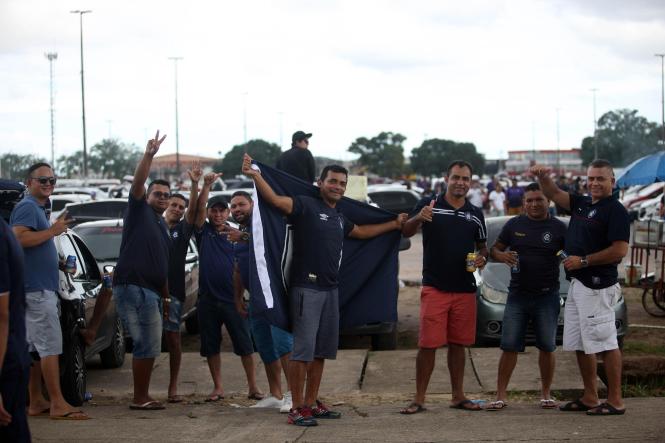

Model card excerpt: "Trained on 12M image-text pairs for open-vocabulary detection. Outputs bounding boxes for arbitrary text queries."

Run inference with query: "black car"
[367,186,421,215]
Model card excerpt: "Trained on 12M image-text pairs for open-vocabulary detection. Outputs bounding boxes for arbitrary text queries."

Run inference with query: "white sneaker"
[250,395,283,409]
[279,391,293,413]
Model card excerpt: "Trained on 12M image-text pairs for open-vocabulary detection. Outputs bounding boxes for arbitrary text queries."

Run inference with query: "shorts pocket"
[587,313,615,341]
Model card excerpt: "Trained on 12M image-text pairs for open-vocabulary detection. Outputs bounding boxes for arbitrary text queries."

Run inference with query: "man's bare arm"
[185,162,202,225]
[12,215,70,248]
[195,173,220,229]
[563,241,628,271]
[350,214,407,239]
[233,264,247,318]
[529,165,570,211]
[242,154,293,215]
[131,130,167,200]
[402,200,435,238]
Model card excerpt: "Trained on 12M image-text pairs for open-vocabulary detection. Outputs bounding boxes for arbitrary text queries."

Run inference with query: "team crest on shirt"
[465,212,472,221]
[319,213,329,222]
[172,231,179,239]
[542,231,552,243]
[588,209,597,218]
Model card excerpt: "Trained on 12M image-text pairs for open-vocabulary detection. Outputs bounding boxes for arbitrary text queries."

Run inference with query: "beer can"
[556,250,569,262]
[65,255,77,274]
[102,274,112,289]
[511,255,520,273]
[466,252,477,272]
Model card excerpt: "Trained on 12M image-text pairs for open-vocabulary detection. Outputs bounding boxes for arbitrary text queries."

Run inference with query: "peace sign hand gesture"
[188,160,203,183]
[146,130,167,157]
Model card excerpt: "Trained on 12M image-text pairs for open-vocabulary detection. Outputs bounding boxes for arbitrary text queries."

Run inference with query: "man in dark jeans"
[113,131,171,411]
[0,218,31,442]
[276,130,316,183]
[487,183,566,410]
[162,162,201,403]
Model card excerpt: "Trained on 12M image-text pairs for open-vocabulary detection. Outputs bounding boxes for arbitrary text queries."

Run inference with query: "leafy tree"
[347,132,405,178]
[89,138,142,178]
[219,139,282,177]
[410,138,485,177]
[581,109,661,166]
[0,153,48,180]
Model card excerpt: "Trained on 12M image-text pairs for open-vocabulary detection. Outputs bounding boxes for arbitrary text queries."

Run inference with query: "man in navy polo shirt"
[0,218,31,441]
[243,153,407,427]
[113,131,171,411]
[401,160,488,414]
[487,183,566,411]
[531,159,629,416]
[11,162,88,420]
[194,173,263,403]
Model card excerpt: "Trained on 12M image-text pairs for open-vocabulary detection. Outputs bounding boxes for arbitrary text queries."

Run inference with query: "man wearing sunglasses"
[10,162,88,420]
[113,131,172,411]
[276,131,316,184]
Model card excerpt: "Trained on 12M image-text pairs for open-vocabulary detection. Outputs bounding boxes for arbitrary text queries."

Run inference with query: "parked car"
[475,216,628,347]
[50,194,92,222]
[64,199,128,226]
[73,219,201,334]
[367,185,422,215]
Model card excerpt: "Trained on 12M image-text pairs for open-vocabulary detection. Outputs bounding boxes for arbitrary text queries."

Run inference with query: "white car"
[50,194,92,222]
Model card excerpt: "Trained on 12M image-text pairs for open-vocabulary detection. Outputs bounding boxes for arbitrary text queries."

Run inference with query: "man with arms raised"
[243,153,406,426]
[113,131,171,410]
[531,159,628,415]
[400,160,488,414]
[487,183,566,411]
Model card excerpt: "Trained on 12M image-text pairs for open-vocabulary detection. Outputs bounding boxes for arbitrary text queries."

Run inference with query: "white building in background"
[505,148,583,176]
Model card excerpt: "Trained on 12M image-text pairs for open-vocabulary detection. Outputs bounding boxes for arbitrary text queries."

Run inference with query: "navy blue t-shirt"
[114,194,171,294]
[234,224,251,291]
[0,218,31,374]
[287,195,355,290]
[196,222,235,303]
[565,193,630,289]
[412,195,487,293]
[497,215,566,293]
[168,220,194,302]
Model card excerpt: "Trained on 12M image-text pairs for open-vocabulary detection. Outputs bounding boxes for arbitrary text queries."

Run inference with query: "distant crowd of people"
[1,129,629,442]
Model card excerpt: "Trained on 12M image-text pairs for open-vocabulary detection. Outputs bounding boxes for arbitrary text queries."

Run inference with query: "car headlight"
[481,284,508,304]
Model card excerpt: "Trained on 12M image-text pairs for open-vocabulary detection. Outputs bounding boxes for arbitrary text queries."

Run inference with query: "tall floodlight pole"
[71,10,92,177]
[168,56,183,176]
[590,88,598,160]
[656,54,665,147]
[45,52,58,167]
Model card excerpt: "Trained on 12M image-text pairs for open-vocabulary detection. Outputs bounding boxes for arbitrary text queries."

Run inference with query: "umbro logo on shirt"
[319,213,329,221]
[588,209,597,218]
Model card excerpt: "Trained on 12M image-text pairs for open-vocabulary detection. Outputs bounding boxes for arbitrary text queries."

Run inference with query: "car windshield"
[74,225,123,262]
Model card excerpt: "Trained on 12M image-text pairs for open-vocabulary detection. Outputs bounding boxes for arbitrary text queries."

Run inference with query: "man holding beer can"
[400,160,488,414]
[486,183,566,411]
[531,160,629,416]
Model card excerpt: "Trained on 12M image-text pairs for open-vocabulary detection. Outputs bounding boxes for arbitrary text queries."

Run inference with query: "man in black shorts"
[487,183,566,411]
[243,153,407,427]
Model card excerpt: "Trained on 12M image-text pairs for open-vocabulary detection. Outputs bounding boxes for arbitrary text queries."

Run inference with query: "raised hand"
[242,154,259,178]
[222,224,244,242]
[51,211,73,236]
[419,200,435,222]
[203,172,222,188]
[529,164,551,179]
[188,160,203,183]
[396,213,408,228]
[145,130,167,157]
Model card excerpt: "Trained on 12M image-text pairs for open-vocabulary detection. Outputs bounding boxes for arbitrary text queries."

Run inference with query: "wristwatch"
[241,232,250,242]
[580,256,589,267]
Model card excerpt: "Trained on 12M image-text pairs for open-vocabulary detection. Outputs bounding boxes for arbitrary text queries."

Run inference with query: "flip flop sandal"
[485,400,508,411]
[586,402,626,416]
[247,392,265,400]
[559,398,597,412]
[400,402,427,415]
[167,396,184,403]
[540,399,558,409]
[205,394,225,402]
[129,401,165,410]
[50,410,90,420]
[450,399,482,411]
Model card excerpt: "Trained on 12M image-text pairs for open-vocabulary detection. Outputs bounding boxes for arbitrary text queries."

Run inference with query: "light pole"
[590,88,598,159]
[656,54,665,147]
[45,52,57,167]
[71,10,92,178]
[556,108,561,175]
[168,56,183,176]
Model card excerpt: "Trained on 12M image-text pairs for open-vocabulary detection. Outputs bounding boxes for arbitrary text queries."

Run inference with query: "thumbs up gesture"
[419,199,436,223]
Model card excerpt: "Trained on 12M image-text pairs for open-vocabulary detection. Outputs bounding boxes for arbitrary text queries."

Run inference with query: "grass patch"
[622,341,665,356]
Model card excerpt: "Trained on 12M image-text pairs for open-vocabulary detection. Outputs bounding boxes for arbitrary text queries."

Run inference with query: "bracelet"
[163,297,172,302]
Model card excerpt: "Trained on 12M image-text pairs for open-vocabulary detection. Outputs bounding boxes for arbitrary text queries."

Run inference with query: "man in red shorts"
[400,160,488,414]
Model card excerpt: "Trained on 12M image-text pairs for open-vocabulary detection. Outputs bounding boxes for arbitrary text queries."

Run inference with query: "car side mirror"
[399,236,411,251]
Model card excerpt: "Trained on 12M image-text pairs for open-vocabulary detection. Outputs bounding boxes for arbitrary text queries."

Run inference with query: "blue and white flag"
[248,161,401,332]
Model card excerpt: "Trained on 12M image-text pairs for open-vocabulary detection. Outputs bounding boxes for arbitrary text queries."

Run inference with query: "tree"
[89,138,142,178]
[219,139,282,177]
[410,138,485,177]
[0,153,48,180]
[347,132,405,178]
[581,109,661,166]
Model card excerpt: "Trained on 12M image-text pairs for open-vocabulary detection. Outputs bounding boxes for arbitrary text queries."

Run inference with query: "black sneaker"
[287,407,318,426]
[311,400,342,419]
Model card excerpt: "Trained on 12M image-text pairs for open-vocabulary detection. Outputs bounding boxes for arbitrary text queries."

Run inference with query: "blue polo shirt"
[287,195,355,290]
[196,222,235,303]
[497,214,566,293]
[412,195,487,293]
[9,195,59,292]
[114,194,171,294]
[0,218,31,373]
[565,193,630,289]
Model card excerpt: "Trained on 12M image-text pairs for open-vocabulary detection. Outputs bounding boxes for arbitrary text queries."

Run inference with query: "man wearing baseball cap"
[276,131,316,184]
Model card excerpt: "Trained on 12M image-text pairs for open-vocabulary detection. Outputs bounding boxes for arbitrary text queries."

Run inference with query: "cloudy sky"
[1,0,664,166]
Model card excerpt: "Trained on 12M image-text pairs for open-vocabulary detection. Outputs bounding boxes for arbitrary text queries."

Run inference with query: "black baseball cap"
[207,195,228,209]
[292,130,312,142]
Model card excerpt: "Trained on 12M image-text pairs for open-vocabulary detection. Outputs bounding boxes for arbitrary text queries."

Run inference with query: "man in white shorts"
[531,159,629,416]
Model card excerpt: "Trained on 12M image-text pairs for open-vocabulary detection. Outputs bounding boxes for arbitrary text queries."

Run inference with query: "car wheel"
[60,335,86,407]
[371,328,397,351]
[185,313,199,335]
[100,315,126,368]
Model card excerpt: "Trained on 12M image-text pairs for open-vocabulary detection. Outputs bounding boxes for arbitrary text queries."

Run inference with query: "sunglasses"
[151,191,171,199]
[31,176,57,186]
